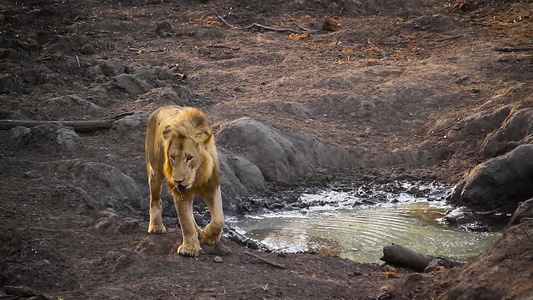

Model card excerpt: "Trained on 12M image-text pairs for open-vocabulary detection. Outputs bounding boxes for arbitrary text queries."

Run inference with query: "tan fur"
[145,106,224,257]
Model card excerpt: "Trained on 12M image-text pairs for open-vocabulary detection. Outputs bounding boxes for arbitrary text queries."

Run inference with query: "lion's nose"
[174,180,184,186]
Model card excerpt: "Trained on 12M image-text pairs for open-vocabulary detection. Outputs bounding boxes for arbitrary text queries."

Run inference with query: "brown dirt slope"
[0,0,532,299]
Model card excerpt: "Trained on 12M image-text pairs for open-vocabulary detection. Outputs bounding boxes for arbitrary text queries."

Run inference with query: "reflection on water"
[230,200,501,263]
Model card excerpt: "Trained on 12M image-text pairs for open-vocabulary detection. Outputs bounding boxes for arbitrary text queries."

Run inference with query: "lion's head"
[162,108,218,194]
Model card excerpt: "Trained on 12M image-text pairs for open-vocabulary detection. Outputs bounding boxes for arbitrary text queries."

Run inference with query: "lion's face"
[166,137,204,193]
[161,109,215,194]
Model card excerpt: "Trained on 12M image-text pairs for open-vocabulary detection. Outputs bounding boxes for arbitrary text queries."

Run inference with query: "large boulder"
[446,105,511,143]
[37,94,103,119]
[216,117,361,184]
[481,107,533,157]
[54,159,142,214]
[18,123,82,152]
[218,152,257,213]
[220,150,266,194]
[448,144,533,213]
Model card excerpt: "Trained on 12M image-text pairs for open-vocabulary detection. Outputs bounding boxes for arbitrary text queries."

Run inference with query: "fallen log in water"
[380,244,465,272]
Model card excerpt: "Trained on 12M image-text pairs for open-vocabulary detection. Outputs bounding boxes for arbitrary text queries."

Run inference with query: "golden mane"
[162,108,219,195]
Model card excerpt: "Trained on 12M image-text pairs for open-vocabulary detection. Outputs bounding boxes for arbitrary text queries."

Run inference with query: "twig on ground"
[494,47,533,52]
[110,111,135,120]
[431,35,464,42]
[244,251,287,269]
[199,12,307,34]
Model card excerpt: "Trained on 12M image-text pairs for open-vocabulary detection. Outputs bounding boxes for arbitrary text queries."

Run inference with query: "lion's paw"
[177,244,201,257]
[148,224,167,234]
[195,226,204,236]
[202,227,222,245]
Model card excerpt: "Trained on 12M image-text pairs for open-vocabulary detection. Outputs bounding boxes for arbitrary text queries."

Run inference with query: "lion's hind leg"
[148,168,166,234]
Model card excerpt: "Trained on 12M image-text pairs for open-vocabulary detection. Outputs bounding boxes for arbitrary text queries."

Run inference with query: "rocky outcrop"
[216,117,361,185]
[481,107,533,157]
[448,144,533,213]
[53,159,143,213]
[18,123,82,152]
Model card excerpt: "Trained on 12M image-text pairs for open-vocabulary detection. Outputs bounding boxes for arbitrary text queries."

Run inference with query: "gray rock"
[24,170,42,179]
[449,144,533,212]
[10,126,30,140]
[0,74,24,94]
[112,115,142,130]
[113,73,153,96]
[50,185,99,214]
[19,123,82,152]
[218,152,251,213]
[108,115,145,144]
[222,151,266,193]
[118,217,140,234]
[100,59,126,76]
[217,117,360,184]
[446,106,511,142]
[4,285,36,297]
[38,95,103,119]
[481,107,533,157]
[135,86,196,107]
[508,198,533,227]
[54,160,142,213]
[95,208,120,234]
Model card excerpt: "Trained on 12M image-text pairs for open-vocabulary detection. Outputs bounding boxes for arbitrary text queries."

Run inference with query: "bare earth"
[0,0,532,299]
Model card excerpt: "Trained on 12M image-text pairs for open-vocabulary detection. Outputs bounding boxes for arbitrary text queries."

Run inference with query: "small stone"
[118,217,140,234]
[4,285,36,296]
[24,170,42,179]
[95,208,120,234]
[322,16,342,32]
[81,44,96,55]
[204,241,232,256]
[214,256,223,263]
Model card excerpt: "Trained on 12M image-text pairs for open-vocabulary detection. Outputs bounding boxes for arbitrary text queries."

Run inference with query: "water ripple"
[231,199,501,263]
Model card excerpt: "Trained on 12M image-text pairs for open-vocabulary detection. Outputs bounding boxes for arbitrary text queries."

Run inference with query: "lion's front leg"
[174,192,201,257]
[201,185,225,245]
[148,170,166,234]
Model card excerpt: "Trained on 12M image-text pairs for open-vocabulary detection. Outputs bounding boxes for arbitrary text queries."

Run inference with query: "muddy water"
[230,188,501,263]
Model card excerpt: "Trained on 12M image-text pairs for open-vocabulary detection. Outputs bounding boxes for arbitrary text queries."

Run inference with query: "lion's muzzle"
[174,180,192,193]
[177,184,190,193]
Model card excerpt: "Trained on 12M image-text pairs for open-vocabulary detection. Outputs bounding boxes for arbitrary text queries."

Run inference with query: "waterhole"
[229,183,501,263]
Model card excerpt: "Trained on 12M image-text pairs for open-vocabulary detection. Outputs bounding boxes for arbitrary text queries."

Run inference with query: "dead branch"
[431,34,464,43]
[244,251,287,269]
[0,113,134,133]
[199,12,306,34]
[494,47,533,53]
[110,111,135,120]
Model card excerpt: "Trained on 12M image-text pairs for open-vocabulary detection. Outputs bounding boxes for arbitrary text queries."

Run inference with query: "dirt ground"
[1,0,532,299]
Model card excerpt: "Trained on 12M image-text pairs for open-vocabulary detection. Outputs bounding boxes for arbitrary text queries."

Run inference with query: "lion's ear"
[194,128,213,144]
[163,125,173,140]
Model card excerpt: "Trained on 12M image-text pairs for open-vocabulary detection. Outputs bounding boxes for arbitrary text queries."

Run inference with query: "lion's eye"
[170,155,176,162]
[186,156,193,162]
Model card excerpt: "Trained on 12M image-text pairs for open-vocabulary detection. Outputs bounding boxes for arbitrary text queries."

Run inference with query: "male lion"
[145,106,224,257]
